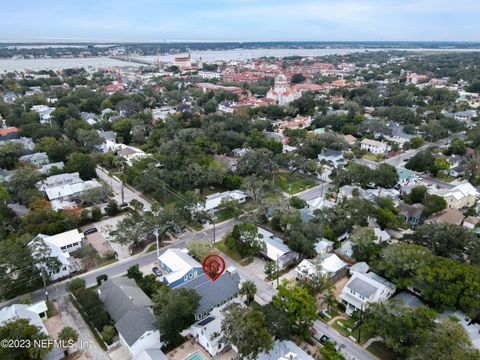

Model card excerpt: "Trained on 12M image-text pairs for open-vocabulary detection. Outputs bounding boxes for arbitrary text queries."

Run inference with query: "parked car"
[152,267,162,277]
[84,228,98,235]
[319,335,329,343]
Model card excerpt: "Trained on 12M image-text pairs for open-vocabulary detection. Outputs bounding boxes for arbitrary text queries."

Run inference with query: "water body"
[1,47,480,72]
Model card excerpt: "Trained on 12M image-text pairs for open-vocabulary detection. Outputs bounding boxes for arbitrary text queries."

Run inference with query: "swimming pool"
[184,351,208,360]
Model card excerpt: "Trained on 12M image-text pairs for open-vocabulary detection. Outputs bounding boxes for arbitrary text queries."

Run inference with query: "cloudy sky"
[1,0,479,42]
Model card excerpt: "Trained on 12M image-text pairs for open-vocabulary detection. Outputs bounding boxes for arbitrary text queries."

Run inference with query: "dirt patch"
[43,315,65,340]
[85,232,113,257]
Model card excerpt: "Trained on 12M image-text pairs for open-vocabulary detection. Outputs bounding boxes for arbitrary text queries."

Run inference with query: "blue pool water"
[185,351,208,360]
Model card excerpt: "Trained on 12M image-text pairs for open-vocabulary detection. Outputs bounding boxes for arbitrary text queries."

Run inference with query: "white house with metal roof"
[439,181,478,209]
[158,248,203,288]
[29,234,82,280]
[202,190,247,213]
[257,340,315,360]
[340,269,396,315]
[295,253,348,280]
[185,299,242,356]
[257,227,299,269]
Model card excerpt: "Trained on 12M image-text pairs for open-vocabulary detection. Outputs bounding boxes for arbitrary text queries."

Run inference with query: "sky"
[1,0,480,42]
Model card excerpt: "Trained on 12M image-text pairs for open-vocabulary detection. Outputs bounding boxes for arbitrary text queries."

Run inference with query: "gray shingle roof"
[347,277,377,298]
[114,306,157,346]
[98,277,152,322]
[179,270,240,317]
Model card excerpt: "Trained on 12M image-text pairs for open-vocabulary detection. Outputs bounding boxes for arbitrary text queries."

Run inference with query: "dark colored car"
[320,335,329,343]
[83,228,98,235]
[152,267,162,277]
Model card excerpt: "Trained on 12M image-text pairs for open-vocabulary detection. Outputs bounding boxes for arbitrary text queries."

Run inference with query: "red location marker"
[202,254,225,281]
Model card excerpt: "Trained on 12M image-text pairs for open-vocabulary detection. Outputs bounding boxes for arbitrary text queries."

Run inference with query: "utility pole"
[276,253,279,287]
[121,164,125,205]
[213,221,216,245]
[40,269,49,302]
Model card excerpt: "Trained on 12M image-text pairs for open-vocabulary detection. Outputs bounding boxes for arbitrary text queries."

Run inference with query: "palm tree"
[240,280,257,306]
[322,291,337,314]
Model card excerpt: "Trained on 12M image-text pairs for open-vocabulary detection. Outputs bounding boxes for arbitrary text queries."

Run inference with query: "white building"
[257,227,299,269]
[39,229,85,254]
[266,74,301,106]
[257,340,315,360]
[31,105,55,124]
[439,181,478,209]
[360,138,390,155]
[295,253,348,280]
[340,269,396,315]
[202,190,247,213]
[317,149,345,168]
[19,152,49,167]
[116,144,149,166]
[29,234,81,280]
[185,300,241,357]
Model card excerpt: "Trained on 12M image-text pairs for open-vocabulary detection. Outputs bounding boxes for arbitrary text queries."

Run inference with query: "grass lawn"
[215,208,239,223]
[214,240,243,263]
[362,154,382,162]
[436,173,456,183]
[367,341,396,360]
[274,173,316,195]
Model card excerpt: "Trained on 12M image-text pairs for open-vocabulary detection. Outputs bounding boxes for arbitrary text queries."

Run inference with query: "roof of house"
[179,269,240,316]
[258,227,296,261]
[320,149,343,158]
[343,270,395,300]
[441,181,478,200]
[257,340,315,360]
[98,277,152,323]
[203,190,247,212]
[428,208,465,225]
[159,248,201,284]
[114,306,157,347]
[315,239,334,254]
[40,229,84,249]
[136,349,168,360]
[0,302,48,334]
[361,138,386,147]
[398,202,424,218]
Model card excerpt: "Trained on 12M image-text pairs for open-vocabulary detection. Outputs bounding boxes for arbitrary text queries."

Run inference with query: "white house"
[307,196,335,212]
[40,161,65,174]
[340,269,396,315]
[0,301,65,360]
[257,340,315,360]
[116,144,149,165]
[439,181,478,209]
[317,149,345,168]
[185,300,241,356]
[19,152,49,167]
[257,227,299,269]
[314,238,334,256]
[31,105,55,124]
[39,229,85,254]
[202,190,247,213]
[360,138,390,155]
[295,253,348,280]
[29,234,81,280]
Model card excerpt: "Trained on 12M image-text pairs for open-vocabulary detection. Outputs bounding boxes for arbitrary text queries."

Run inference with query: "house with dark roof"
[98,277,161,358]
[398,202,424,228]
[179,267,240,320]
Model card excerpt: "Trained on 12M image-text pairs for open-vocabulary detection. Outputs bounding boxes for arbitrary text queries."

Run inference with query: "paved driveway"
[56,295,110,360]
[94,215,131,260]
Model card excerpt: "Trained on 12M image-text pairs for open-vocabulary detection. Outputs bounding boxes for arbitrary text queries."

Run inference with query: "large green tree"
[153,287,200,347]
[272,281,317,339]
[221,303,273,360]
[0,318,52,360]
